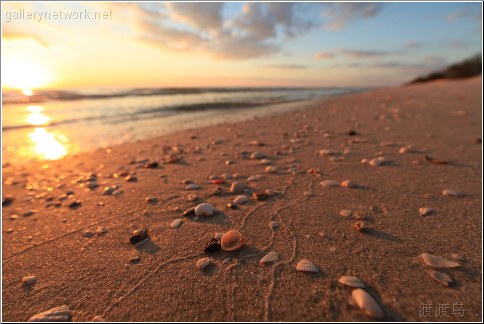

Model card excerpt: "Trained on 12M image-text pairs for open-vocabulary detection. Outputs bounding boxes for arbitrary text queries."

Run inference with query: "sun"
[1,58,51,89]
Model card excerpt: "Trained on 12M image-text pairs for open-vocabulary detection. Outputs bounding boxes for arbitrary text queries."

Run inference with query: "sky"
[1,1,482,89]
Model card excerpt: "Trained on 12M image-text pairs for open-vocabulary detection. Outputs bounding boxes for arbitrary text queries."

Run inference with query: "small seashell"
[28,305,72,322]
[339,210,353,218]
[338,276,365,288]
[265,166,276,173]
[225,160,236,165]
[22,276,37,285]
[196,257,213,270]
[92,315,106,322]
[230,181,247,194]
[227,203,239,209]
[340,180,354,188]
[421,253,460,268]
[419,207,434,216]
[259,159,271,165]
[399,146,413,154]
[269,220,279,229]
[247,175,263,182]
[451,253,464,261]
[195,203,215,217]
[170,219,183,229]
[221,230,246,252]
[185,184,200,190]
[233,195,249,204]
[183,207,195,216]
[442,189,464,197]
[320,180,340,187]
[250,151,266,159]
[352,289,384,319]
[368,158,383,167]
[296,259,319,272]
[130,228,149,244]
[260,251,279,265]
[430,271,452,286]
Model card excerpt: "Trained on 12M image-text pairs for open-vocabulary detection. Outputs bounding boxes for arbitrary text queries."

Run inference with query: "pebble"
[430,271,452,286]
[103,186,116,195]
[183,207,195,216]
[22,276,37,285]
[225,160,236,165]
[442,189,464,197]
[320,180,340,187]
[187,194,198,202]
[95,226,107,235]
[399,146,413,154]
[269,220,279,229]
[260,251,279,265]
[223,173,233,180]
[419,207,434,216]
[259,159,271,165]
[83,230,95,238]
[340,180,354,188]
[196,257,213,270]
[253,192,269,201]
[368,158,383,167]
[265,166,276,173]
[170,219,183,229]
[352,289,384,319]
[230,181,247,194]
[2,197,13,207]
[194,203,215,216]
[296,259,319,273]
[145,197,157,204]
[234,195,249,204]
[339,210,353,217]
[124,175,137,182]
[227,203,239,209]
[22,210,37,217]
[247,175,263,182]
[250,151,266,159]
[421,253,460,268]
[130,228,149,244]
[27,305,72,322]
[144,161,159,169]
[68,201,82,209]
[338,276,365,288]
[185,184,201,190]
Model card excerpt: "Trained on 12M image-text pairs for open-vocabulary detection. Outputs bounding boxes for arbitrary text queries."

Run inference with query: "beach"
[2,77,482,321]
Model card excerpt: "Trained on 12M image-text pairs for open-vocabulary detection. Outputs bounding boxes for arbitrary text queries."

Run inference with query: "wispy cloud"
[263,64,307,70]
[315,48,394,60]
[323,3,382,30]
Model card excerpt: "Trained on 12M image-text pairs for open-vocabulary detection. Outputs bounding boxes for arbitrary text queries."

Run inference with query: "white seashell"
[269,220,279,229]
[430,271,452,286]
[230,181,247,194]
[442,189,464,197]
[338,276,365,288]
[250,151,266,159]
[28,305,72,322]
[368,158,383,167]
[170,219,183,229]
[352,289,384,319]
[233,195,249,204]
[260,251,279,265]
[419,207,434,216]
[259,159,271,165]
[185,184,200,190]
[451,253,464,261]
[339,210,353,217]
[340,180,354,188]
[296,259,319,272]
[22,276,37,285]
[265,166,276,173]
[194,203,215,216]
[320,180,340,187]
[421,253,460,268]
[196,257,213,270]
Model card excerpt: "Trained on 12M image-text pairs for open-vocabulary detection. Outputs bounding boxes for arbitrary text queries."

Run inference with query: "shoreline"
[2,76,482,321]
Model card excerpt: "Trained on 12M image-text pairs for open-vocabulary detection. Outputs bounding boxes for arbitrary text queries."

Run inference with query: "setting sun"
[1,58,51,89]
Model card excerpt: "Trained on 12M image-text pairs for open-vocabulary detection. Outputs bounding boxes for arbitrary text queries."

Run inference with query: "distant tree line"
[408,54,482,84]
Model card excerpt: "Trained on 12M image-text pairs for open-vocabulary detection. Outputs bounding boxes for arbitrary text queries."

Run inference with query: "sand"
[2,77,482,321]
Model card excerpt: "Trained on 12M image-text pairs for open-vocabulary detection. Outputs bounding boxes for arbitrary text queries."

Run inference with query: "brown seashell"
[430,271,452,286]
[253,191,269,201]
[352,289,384,319]
[220,230,246,252]
[338,276,365,288]
[421,253,460,268]
[320,180,340,187]
[296,259,319,272]
[28,305,72,322]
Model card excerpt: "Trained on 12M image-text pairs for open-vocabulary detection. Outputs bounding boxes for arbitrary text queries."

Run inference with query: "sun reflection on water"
[26,106,51,126]
[28,128,69,160]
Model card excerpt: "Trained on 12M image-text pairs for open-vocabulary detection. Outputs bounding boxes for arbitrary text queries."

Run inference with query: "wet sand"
[2,77,482,321]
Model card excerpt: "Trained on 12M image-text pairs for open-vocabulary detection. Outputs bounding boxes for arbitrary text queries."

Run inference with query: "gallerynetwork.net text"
[5,9,112,23]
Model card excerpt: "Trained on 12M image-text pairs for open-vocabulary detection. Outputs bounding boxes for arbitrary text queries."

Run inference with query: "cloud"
[448,40,470,48]
[314,51,334,60]
[447,8,482,22]
[315,48,393,60]
[2,29,50,46]
[263,64,307,70]
[207,32,279,60]
[323,3,382,30]
[405,41,424,49]
[166,3,224,31]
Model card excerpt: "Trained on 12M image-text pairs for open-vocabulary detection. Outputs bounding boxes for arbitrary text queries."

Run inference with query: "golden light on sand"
[26,106,51,126]
[2,58,50,89]
[28,128,68,160]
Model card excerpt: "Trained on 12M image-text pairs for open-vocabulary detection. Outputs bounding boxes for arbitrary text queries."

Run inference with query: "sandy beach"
[2,77,482,321]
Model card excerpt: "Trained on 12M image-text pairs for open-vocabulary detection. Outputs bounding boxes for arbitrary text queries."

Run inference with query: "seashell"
[451,253,464,261]
[130,228,148,244]
[92,315,106,322]
[221,230,246,252]
[185,184,200,190]
[360,158,369,164]
[247,175,263,181]
[225,160,236,165]
[419,207,434,216]
[260,251,279,265]
[352,289,384,319]
[296,259,319,272]
[196,257,213,270]
[368,158,383,167]
[421,253,460,268]
[145,196,157,204]
[233,195,249,204]
[340,180,354,188]
[430,271,452,286]
[227,203,239,209]
[195,203,215,217]
[338,276,365,288]
[230,181,247,194]
[320,180,340,187]
[250,151,266,159]
[339,210,353,218]
[183,207,195,216]
[442,189,464,197]
[265,166,276,173]
[259,159,271,165]
[22,276,37,285]
[204,237,221,253]
[170,219,183,229]
[28,305,72,322]
[253,192,269,201]
[269,220,279,229]
[318,149,336,156]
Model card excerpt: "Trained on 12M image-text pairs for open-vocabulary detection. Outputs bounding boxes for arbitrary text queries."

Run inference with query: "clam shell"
[430,271,452,286]
[233,195,249,204]
[221,230,246,252]
[170,219,183,229]
[442,189,464,197]
[339,210,353,218]
[419,207,434,216]
[230,181,247,194]
[296,259,319,272]
[352,289,384,319]
[338,276,365,288]
[196,257,213,270]
[260,251,279,265]
[28,305,71,322]
[320,180,340,187]
[421,253,460,268]
[194,203,215,217]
